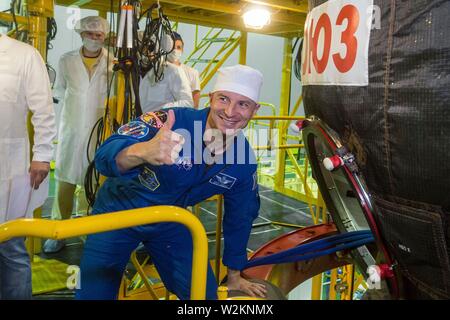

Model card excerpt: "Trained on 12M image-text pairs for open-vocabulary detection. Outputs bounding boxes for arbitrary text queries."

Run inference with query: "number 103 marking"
[301,0,373,86]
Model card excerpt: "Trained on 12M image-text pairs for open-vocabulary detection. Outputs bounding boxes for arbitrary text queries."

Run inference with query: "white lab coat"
[0,35,56,223]
[54,47,111,185]
[180,63,201,92]
[139,62,193,113]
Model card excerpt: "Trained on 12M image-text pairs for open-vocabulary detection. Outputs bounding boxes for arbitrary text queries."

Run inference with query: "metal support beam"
[311,274,322,300]
[239,31,247,65]
[156,0,306,26]
[28,13,48,60]
[214,195,224,284]
[0,12,29,25]
[24,0,54,256]
[70,0,94,6]
[242,0,309,13]
[274,38,293,191]
[57,1,304,38]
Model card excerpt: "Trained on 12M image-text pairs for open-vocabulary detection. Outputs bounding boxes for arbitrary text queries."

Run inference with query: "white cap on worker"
[212,64,263,104]
[75,16,109,35]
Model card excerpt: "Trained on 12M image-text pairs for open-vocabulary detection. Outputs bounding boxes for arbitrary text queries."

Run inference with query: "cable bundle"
[84,0,175,209]
[293,37,303,82]
[7,0,28,41]
[244,230,374,269]
[135,3,175,81]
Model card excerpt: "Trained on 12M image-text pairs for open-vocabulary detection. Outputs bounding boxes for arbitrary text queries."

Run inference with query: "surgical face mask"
[82,37,103,52]
[167,49,182,63]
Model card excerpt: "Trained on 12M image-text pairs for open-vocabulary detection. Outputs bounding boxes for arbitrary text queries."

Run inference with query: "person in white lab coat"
[168,32,201,109]
[139,34,193,113]
[43,16,111,253]
[0,34,56,299]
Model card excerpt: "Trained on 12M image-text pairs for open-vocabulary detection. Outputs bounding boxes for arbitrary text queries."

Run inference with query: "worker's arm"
[192,69,201,109]
[192,90,201,109]
[222,167,267,298]
[115,116,184,173]
[25,47,57,189]
[95,109,184,177]
[162,66,194,108]
[53,56,67,103]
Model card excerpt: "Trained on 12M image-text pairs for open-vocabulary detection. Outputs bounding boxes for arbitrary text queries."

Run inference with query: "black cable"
[46,63,56,89]
[136,3,175,80]
[45,17,57,62]
[10,0,19,39]
[105,0,116,128]
[46,17,57,49]
[294,37,303,82]
[85,117,104,208]
[86,117,103,164]
[7,1,29,42]
[83,0,117,211]
[84,159,101,208]
[84,0,175,209]
[292,37,300,54]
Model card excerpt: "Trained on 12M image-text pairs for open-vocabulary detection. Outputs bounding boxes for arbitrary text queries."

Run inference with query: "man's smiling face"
[207,91,260,135]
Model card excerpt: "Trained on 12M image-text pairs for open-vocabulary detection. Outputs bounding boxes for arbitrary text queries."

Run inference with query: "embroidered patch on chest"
[138,167,160,191]
[209,173,237,190]
[176,156,193,171]
[118,121,149,138]
[140,110,168,128]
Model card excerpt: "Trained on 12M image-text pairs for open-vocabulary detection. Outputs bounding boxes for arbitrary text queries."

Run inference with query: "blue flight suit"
[75,107,260,300]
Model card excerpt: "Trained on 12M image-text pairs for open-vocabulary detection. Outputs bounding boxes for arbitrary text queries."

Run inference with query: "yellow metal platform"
[55,0,305,38]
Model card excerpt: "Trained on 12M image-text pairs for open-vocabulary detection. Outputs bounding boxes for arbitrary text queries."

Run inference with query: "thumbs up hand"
[141,109,185,165]
[115,109,185,173]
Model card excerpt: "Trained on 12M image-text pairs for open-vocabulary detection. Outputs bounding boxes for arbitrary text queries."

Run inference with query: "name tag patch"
[209,173,237,190]
[176,156,193,171]
[139,167,160,191]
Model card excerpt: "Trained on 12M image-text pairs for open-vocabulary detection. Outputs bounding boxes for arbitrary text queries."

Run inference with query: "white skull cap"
[75,16,109,35]
[212,64,263,103]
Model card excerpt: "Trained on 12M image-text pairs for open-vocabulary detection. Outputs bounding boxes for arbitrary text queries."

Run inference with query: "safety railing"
[249,112,323,222]
[0,206,209,300]
[194,100,323,224]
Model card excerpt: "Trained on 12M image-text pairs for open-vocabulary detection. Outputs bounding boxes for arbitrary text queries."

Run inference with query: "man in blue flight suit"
[76,64,267,300]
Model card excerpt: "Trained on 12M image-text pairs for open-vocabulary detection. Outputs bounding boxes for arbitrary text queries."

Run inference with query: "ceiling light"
[243,8,271,29]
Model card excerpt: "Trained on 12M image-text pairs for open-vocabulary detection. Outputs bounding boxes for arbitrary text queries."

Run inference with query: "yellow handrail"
[0,12,29,25]
[0,206,208,300]
[257,102,277,117]
[254,144,304,151]
[252,116,305,120]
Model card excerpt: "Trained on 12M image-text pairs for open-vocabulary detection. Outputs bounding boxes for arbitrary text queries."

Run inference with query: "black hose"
[84,0,175,210]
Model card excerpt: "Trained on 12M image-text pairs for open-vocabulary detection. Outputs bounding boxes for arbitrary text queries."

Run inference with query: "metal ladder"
[183,26,242,89]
